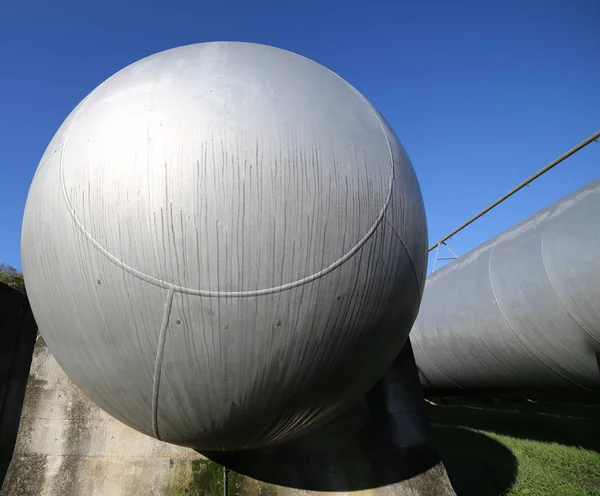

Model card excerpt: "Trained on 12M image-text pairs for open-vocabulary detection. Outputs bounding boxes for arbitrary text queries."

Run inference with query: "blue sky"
[1,0,598,272]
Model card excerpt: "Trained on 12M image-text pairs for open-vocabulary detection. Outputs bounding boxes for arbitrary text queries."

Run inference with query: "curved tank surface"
[21,42,428,450]
[412,179,600,393]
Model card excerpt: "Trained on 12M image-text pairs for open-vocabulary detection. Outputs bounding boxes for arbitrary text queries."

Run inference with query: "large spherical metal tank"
[21,42,427,450]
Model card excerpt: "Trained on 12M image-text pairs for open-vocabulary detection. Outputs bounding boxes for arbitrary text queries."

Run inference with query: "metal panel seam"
[488,241,591,392]
[540,235,600,347]
[384,215,423,301]
[32,145,62,180]
[152,287,175,440]
[57,120,395,299]
[56,41,397,298]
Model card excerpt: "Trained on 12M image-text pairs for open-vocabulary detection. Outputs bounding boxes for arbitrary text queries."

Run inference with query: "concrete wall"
[2,335,209,495]
[2,335,454,495]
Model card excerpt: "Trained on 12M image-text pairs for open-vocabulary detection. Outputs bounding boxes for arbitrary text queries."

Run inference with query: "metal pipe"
[428,129,600,252]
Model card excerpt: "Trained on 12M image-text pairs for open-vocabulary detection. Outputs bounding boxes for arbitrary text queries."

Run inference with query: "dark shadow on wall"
[0,283,38,490]
[202,340,450,492]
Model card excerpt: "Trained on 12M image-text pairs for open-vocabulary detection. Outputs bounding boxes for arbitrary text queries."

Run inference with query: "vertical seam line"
[384,215,423,301]
[488,244,591,392]
[152,287,175,439]
[541,235,600,347]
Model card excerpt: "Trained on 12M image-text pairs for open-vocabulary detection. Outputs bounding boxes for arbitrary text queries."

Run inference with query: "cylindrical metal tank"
[412,179,600,393]
[21,42,428,450]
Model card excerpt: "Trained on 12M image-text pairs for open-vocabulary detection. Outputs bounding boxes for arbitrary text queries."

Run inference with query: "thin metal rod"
[223,466,228,496]
[428,130,600,252]
[443,242,459,259]
[431,242,441,274]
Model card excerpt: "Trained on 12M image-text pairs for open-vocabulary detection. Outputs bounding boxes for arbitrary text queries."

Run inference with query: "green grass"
[168,459,224,496]
[428,399,600,496]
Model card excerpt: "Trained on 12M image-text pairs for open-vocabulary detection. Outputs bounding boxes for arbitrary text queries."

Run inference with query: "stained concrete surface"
[1,335,455,495]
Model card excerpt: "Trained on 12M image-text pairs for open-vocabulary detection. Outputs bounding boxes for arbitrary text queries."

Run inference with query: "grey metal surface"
[21,42,428,450]
[412,179,600,393]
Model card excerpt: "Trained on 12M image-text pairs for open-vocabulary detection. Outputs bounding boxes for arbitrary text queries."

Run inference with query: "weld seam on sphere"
[57,58,396,299]
[32,145,62,180]
[383,215,423,301]
[151,287,175,439]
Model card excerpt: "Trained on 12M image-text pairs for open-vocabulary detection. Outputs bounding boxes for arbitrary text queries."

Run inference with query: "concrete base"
[1,336,455,495]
